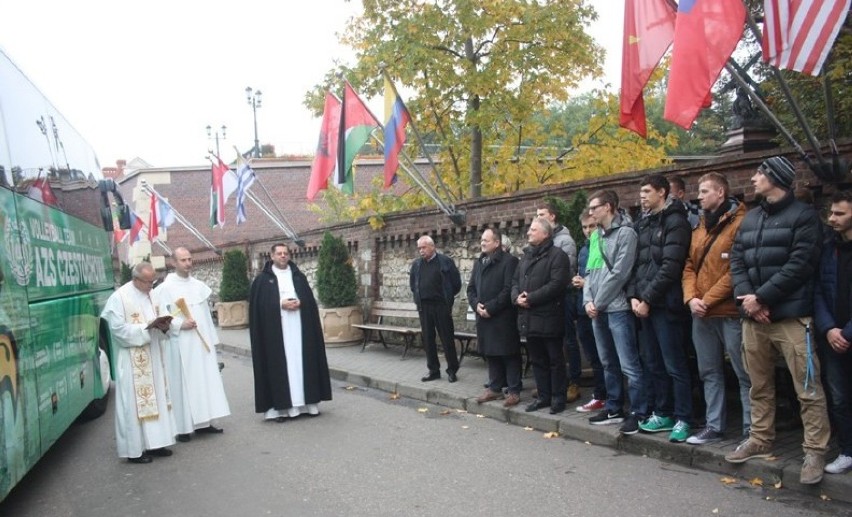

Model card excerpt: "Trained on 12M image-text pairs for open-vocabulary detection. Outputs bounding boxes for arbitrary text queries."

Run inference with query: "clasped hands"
[476,302,490,319]
[281,298,301,311]
[737,294,770,324]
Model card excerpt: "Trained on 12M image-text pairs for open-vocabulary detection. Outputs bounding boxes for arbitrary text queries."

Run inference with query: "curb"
[219,342,850,504]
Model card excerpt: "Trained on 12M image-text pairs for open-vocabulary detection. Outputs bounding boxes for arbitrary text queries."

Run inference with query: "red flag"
[148,193,159,241]
[27,177,59,206]
[619,0,676,137]
[762,0,851,76]
[664,0,746,129]
[306,93,342,200]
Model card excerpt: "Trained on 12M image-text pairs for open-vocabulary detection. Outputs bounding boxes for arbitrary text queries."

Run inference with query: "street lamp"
[206,124,227,157]
[245,86,262,158]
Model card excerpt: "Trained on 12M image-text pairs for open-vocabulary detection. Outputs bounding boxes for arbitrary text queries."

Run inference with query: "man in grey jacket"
[583,190,647,435]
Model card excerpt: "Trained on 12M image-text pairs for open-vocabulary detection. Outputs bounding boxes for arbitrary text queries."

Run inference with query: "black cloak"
[249,259,332,413]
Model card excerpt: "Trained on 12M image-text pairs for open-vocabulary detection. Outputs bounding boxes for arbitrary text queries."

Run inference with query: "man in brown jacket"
[682,172,752,445]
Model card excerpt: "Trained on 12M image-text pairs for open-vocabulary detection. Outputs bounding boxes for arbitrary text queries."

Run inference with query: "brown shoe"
[800,452,825,485]
[724,439,771,463]
[476,389,504,403]
[566,384,581,403]
[503,393,521,407]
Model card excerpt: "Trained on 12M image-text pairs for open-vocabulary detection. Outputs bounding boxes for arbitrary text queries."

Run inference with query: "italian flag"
[335,81,379,194]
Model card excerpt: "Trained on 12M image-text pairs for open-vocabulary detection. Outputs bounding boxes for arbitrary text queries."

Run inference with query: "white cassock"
[266,265,318,419]
[101,282,175,458]
[155,273,230,433]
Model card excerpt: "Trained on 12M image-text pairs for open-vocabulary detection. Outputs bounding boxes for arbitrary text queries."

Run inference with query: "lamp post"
[206,124,227,156]
[245,86,262,158]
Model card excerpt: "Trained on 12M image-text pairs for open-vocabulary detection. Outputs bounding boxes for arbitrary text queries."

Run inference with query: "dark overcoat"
[511,239,570,338]
[249,260,332,413]
[466,249,520,356]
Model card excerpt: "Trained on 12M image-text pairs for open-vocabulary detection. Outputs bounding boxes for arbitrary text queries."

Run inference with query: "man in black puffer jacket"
[726,156,829,486]
[629,174,693,442]
[512,217,571,414]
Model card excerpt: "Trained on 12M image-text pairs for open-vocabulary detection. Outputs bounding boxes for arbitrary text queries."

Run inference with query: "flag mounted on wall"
[336,81,380,195]
[663,0,746,129]
[762,0,851,76]
[619,0,676,137]
[383,76,412,188]
[307,93,342,200]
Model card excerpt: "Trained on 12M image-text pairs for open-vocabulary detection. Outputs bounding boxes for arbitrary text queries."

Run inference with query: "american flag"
[762,0,851,76]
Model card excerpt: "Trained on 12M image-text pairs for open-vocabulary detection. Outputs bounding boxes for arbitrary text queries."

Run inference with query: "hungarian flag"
[619,0,676,137]
[762,0,851,76]
[383,76,412,188]
[664,0,746,129]
[336,81,380,195]
[148,193,159,241]
[209,157,237,227]
[27,177,59,206]
[306,93,342,200]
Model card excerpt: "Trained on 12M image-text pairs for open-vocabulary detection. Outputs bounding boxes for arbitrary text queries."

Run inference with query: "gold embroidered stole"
[119,290,161,421]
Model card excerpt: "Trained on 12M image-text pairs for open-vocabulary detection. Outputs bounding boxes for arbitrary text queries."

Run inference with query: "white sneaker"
[825,454,852,474]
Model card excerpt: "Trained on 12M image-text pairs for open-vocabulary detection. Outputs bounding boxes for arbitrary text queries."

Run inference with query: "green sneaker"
[638,414,675,433]
[669,420,690,443]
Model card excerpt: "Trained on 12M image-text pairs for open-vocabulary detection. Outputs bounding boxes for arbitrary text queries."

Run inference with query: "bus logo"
[3,217,33,287]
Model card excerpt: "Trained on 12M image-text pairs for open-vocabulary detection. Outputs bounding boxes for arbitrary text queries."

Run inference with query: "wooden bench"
[352,301,422,359]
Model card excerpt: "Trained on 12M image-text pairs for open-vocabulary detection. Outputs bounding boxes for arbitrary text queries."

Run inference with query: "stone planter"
[216,300,249,329]
[319,305,364,346]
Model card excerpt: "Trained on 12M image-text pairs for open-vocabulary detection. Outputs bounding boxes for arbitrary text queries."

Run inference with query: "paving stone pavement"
[217,327,852,505]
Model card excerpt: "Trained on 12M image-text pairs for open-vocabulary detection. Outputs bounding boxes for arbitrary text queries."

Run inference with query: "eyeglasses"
[582,224,597,230]
[588,204,604,212]
[135,278,154,285]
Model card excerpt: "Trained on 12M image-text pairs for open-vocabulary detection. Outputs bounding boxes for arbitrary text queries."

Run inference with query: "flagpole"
[740,4,827,168]
[140,181,220,254]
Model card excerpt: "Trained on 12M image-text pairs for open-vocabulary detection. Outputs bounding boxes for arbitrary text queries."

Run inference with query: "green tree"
[315,232,358,308]
[119,262,132,284]
[308,0,604,200]
[219,249,250,302]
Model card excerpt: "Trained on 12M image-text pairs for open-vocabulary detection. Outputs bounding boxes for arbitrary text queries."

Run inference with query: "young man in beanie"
[727,156,830,485]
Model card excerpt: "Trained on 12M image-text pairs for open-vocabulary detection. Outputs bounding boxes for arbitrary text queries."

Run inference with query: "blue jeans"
[638,309,693,423]
[564,291,581,384]
[592,311,647,416]
[577,315,605,400]
[692,316,751,434]
[822,337,852,455]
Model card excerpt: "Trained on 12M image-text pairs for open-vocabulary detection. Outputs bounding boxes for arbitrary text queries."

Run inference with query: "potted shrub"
[315,231,363,345]
[216,249,250,329]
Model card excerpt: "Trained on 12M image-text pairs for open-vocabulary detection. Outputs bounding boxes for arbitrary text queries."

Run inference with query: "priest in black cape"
[249,243,332,421]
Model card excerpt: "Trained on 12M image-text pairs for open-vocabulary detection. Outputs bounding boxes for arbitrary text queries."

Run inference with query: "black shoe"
[447,371,458,383]
[421,372,441,382]
[176,433,192,442]
[275,416,287,423]
[619,414,640,435]
[145,447,173,457]
[549,403,566,415]
[195,425,224,434]
[525,399,551,412]
[127,454,152,464]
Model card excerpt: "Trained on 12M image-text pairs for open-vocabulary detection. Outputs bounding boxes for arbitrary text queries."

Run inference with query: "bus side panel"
[0,188,41,501]
[28,291,110,451]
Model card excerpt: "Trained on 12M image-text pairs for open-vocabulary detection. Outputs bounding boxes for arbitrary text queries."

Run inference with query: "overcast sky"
[0,0,623,169]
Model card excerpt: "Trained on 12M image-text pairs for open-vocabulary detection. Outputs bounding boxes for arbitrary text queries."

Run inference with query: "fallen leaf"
[543,431,559,439]
[749,477,764,487]
[439,409,452,416]
[417,407,428,413]
[712,509,718,514]
[720,477,738,485]
[584,441,591,445]
[820,494,831,501]
[455,409,468,414]
[774,480,783,489]
[389,392,400,400]
[344,385,357,391]
[524,426,534,431]
[461,425,469,429]
[476,414,485,418]
[765,455,779,461]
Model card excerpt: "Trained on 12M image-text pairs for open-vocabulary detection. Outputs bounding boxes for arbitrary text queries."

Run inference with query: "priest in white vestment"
[101,262,176,463]
[155,247,230,441]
